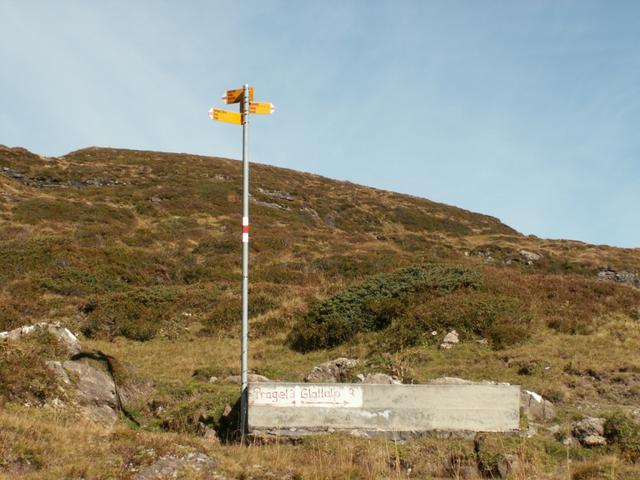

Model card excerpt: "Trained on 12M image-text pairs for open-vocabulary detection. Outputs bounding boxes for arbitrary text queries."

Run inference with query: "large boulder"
[304,358,359,383]
[47,360,120,424]
[3,322,131,425]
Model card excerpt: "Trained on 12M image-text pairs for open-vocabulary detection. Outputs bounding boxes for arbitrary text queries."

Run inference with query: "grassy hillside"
[2,145,640,479]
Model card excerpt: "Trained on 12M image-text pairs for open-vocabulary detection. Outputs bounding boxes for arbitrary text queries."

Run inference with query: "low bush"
[604,412,640,463]
[379,290,532,351]
[287,265,481,352]
[81,287,177,341]
[0,332,69,404]
[199,292,279,337]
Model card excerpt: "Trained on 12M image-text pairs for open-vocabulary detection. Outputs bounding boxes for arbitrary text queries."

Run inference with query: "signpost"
[209,85,274,440]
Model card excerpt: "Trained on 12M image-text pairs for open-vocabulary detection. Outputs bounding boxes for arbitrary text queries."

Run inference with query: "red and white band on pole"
[242,216,249,243]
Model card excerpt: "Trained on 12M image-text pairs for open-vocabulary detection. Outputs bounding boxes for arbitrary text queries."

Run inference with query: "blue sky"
[1,1,639,247]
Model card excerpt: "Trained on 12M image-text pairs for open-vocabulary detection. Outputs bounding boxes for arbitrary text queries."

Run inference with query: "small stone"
[581,435,607,447]
[428,377,473,385]
[225,373,270,384]
[208,376,218,384]
[546,424,561,434]
[359,373,402,385]
[443,330,459,344]
[498,454,521,478]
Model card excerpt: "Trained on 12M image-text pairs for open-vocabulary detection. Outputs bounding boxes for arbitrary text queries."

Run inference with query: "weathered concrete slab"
[248,382,520,435]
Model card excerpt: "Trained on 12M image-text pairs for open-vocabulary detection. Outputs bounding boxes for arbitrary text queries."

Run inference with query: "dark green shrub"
[604,412,640,462]
[287,265,481,352]
[81,287,177,341]
[380,291,532,351]
[393,207,471,235]
[200,292,278,336]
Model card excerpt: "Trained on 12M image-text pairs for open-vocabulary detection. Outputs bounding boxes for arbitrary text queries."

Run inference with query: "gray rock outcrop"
[133,452,219,480]
[597,269,640,288]
[304,358,359,383]
[47,360,119,424]
[572,417,607,447]
[3,322,128,425]
[0,322,81,356]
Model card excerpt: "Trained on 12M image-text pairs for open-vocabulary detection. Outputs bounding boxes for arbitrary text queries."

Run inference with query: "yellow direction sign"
[222,86,254,104]
[209,107,242,125]
[249,102,275,115]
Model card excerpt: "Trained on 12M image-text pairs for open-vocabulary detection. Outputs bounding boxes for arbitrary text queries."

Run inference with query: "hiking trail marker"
[208,85,274,440]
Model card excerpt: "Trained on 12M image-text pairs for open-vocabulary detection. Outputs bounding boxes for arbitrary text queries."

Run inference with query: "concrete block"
[248,382,520,435]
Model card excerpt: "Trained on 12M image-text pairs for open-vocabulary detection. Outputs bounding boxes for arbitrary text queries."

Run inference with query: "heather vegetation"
[2,145,640,478]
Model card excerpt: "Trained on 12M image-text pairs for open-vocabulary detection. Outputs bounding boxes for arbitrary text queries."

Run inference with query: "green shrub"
[81,287,177,341]
[474,433,523,477]
[0,332,69,404]
[604,412,640,463]
[393,207,471,235]
[152,383,240,438]
[380,291,532,351]
[199,292,278,336]
[287,265,481,352]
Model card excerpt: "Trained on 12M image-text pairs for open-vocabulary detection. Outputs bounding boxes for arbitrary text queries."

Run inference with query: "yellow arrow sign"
[222,87,254,104]
[209,107,242,125]
[249,102,275,115]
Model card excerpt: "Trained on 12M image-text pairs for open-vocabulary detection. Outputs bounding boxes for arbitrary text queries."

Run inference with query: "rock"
[428,377,473,385]
[133,452,218,480]
[546,424,561,435]
[520,390,555,421]
[304,358,359,383]
[449,459,481,479]
[208,376,219,384]
[443,330,459,344]
[572,417,607,447]
[357,373,402,385]
[581,434,607,447]
[57,360,119,424]
[497,454,521,478]
[440,330,460,350]
[225,374,271,384]
[0,322,81,355]
[518,249,542,264]
[597,269,640,288]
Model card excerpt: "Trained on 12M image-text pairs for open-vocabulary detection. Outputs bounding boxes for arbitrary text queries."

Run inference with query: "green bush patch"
[287,264,481,351]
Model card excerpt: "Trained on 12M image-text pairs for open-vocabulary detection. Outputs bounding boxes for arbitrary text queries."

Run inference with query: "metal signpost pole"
[240,84,250,440]
[208,85,274,443]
